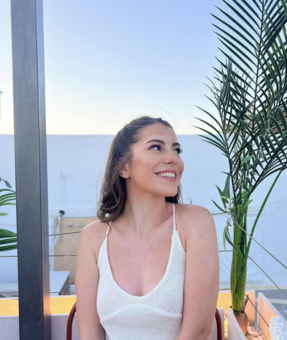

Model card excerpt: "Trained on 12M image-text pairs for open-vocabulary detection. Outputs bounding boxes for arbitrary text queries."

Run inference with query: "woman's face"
[121,123,184,198]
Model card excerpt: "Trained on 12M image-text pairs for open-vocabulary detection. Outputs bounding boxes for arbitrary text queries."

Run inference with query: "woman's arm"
[178,205,220,340]
[75,223,105,340]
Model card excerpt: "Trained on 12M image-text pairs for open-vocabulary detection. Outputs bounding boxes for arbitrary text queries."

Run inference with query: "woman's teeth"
[157,172,176,178]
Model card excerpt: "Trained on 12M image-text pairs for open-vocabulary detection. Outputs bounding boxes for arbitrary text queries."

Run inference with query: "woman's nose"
[163,149,177,164]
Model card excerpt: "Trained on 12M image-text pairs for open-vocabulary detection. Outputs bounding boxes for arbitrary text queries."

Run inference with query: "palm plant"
[0,178,17,252]
[194,0,287,334]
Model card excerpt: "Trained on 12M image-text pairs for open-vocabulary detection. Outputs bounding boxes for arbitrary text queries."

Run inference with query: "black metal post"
[11,0,51,339]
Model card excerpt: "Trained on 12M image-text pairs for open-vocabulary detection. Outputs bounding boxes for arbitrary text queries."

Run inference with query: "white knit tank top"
[97,203,186,340]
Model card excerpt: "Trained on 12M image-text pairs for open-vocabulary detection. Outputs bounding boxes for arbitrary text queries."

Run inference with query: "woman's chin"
[163,189,178,198]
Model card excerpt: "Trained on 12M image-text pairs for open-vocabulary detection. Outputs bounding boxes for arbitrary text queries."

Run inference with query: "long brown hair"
[97,116,183,223]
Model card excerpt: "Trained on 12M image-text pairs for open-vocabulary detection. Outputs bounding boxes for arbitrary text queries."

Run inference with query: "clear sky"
[0,0,226,135]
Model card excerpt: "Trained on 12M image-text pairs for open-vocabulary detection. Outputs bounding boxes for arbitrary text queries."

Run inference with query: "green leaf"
[214,26,256,57]
[0,188,15,193]
[192,124,226,147]
[2,180,12,188]
[223,173,231,199]
[212,199,228,214]
[215,7,257,43]
[217,33,256,62]
[195,105,223,129]
[241,155,253,163]
[193,116,225,138]
[0,229,17,237]
[241,0,260,19]
[197,134,229,155]
[223,222,235,249]
[215,185,224,197]
[0,237,17,245]
[0,244,17,252]
[222,0,260,33]
[281,0,287,15]
[211,15,256,49]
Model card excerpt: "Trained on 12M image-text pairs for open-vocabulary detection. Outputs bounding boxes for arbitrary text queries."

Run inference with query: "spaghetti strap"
[173,203,176,231]
[106,222,111,237]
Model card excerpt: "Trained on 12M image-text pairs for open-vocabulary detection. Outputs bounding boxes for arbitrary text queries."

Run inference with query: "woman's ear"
[118,157,130,179]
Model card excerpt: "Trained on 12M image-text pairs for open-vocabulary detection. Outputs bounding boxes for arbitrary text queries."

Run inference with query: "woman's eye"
[174,148,183,154]
[151,144,161,151]
[150,145,182,154]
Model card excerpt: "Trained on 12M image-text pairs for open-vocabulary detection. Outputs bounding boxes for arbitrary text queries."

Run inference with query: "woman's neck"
[119,196,172,236]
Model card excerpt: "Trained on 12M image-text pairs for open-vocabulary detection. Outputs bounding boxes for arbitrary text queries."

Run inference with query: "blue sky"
[0,0,225,135]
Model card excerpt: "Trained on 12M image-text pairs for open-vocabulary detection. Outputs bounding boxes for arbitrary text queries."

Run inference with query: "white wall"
[0,134,286,287]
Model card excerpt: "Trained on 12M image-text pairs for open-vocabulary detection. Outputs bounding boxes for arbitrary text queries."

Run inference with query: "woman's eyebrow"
[145,139,181,147]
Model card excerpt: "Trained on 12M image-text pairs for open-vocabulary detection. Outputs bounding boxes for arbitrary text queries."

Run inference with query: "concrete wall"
[0,134,286,288]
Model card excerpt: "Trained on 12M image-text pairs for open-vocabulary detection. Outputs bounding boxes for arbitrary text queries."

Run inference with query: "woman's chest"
[107,234,173,296]
[97,231,186,320]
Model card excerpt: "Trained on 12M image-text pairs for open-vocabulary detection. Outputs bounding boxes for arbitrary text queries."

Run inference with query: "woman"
[75,116,219,340]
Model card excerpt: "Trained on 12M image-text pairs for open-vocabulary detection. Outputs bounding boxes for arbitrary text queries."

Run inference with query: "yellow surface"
[0,298,18,316]
[0,296,76,316]
[1,291,252,317]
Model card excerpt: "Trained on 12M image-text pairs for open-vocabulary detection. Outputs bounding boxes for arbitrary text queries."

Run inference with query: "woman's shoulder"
[175,204,216,246]
[79,220,110,263]
[176,203,213,222]
[81,219,109,235]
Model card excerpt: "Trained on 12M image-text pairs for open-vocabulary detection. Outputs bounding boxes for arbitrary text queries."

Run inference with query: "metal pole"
[11,0,51,339]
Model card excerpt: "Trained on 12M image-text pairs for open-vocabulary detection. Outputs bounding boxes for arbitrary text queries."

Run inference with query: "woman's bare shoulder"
[81,219,109,237]
[176,203,213,225]
[79,220,110,262]
[175,204,215,249]
[176,203,209,213]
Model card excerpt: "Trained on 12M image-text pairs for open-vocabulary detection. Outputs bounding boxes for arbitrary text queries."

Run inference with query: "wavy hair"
[97,116,183,223]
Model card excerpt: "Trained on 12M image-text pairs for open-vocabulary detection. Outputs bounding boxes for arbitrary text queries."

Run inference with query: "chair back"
[215,308,223,340]
[66,302,77,340]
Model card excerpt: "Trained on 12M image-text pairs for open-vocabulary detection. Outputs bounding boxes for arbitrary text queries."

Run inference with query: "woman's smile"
[155,170,177,182]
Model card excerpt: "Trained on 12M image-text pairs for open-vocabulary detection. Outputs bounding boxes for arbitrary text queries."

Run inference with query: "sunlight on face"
[125,123,184,198]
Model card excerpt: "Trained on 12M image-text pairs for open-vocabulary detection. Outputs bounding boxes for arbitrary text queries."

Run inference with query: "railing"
[1,210,287,328]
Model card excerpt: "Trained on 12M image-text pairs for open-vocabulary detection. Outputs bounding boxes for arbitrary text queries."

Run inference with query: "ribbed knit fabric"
[97,203,186,340]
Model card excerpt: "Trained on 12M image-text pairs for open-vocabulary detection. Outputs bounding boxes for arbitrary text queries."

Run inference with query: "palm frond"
[196,0,287,207]
[0,179,17,252]
[0,229,17,252]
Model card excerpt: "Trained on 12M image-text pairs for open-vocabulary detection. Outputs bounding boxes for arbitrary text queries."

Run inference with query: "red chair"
[215,308,223,340]
[66,302,77,340]
[67,303,222,340]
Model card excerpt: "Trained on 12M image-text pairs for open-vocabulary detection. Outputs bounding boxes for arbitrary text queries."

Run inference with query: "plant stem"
[231,208,248,315]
